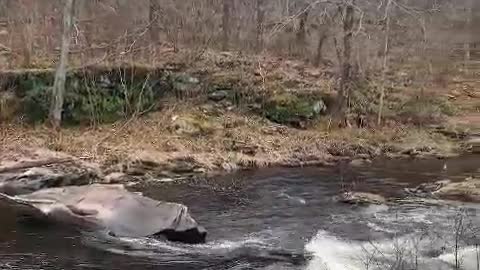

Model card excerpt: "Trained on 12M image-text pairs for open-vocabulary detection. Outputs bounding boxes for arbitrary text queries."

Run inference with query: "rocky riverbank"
[1,54,477,184]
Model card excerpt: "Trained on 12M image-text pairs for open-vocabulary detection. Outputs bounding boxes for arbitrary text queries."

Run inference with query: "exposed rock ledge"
[0,184,206,244]
[405,178,480,203]
[336,192,387,205]
[0,148,207,244]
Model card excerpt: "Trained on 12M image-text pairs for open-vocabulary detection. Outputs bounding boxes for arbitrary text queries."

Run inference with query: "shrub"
[397,95,457,126]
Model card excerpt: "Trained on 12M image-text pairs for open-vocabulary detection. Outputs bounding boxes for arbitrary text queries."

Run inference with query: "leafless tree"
[49,0,75,128]
[256,0,265,52]
[336,1,356,123]
[149,0,160,43]
[222,0,232,51]
[377,0,393,125]
[313,7,340,67]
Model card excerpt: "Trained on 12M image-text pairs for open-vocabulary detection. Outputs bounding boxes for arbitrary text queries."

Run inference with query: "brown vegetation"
[0,0,479,173]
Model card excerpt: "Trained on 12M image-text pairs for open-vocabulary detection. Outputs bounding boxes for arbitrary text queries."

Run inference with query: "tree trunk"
[313,10,339,67]
[314,32,328,67]
[77,0,95,59]
[256,0,265,52]
[282,0,290,17]
[49,0,75,128]
[336,2,355,120]
[377,0,392,126]
[295,5,309,57]
[149,0,160,43]
[222,0,231,51]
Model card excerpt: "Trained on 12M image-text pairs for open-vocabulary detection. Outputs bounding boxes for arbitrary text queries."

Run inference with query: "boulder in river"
[466,136,480,153]
[336,191,386,205]
[0,184,207,244]
[404,179,452,196]
[433,177,480,203]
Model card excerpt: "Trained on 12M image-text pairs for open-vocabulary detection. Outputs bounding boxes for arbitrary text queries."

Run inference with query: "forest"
[1,0,480,164]
[1,3,480,269]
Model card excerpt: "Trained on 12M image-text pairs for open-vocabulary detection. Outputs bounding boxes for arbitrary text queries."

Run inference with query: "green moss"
[13,68,170,125]
[263,92,326,127]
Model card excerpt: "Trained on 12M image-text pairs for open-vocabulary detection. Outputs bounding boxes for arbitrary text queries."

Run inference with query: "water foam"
[303,230,456,270]
[305,231,365,270]
[438,246,480,270]
[84,231,271,260]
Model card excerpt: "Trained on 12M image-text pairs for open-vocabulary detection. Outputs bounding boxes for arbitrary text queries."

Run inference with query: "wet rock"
[433,177,480,202]
[336,192,386,205]
[0,167,95,196]
[349,158,372,167]
[466,137,480,153]
[221,162,239,172]
[404,179,451,196]
[0,184,207,244]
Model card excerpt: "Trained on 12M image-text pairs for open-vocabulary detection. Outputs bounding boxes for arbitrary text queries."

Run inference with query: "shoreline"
[1,114,464,183]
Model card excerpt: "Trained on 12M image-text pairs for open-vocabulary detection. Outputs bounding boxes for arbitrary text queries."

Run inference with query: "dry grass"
[1,104,332,171]
[1,100,460,174]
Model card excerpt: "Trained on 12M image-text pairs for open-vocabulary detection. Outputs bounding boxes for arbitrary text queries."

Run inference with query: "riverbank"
[0,109,462,182]
[1,51,477,180]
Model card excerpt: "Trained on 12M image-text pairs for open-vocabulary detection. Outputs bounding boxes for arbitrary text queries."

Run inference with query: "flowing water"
[1,156,480,270]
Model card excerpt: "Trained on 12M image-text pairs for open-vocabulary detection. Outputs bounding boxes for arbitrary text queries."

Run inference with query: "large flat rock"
[0,184,207,244]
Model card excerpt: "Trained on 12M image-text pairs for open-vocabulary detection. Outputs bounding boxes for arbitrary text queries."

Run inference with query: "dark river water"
[1,156,480,270]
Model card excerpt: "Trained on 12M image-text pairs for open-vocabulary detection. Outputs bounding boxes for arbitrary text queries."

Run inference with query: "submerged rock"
[404,179,452,196]
[0,184,207,244]
[336,192,386,205]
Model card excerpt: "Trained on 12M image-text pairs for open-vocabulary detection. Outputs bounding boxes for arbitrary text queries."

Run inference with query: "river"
[0,156,479,270]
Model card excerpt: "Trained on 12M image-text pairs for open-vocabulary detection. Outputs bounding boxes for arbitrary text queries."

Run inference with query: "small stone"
[466,137,480,153]
[193,167,207,173]
[221,162,238,172]
[208,90,229,102]
[154,178,175,183]
[337,192,386,205]
[350,158,372,167]
[103,172,128,184]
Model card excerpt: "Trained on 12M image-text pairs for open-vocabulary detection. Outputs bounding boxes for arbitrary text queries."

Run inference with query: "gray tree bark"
[49,0,75,128]
[256,0,265,52]
[377,0,392,125]
[149,0,160,43]
[335,1,355,124]
[295,4,310,57]
[314,9,339,67]
[222,0,232,51]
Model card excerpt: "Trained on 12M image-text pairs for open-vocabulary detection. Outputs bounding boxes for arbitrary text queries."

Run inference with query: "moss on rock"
[263,92,326,128]
[2,66,176,125]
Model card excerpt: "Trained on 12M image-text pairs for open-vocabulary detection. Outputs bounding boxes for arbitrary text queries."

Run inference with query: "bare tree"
[377,0,393,125]
[314,8,340,67]
[49,0,75,128]
[295,0,310,57]
[222,0,232,51]
[256,0,265,52]
[336,1,355,123]
[149,0,160,43]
